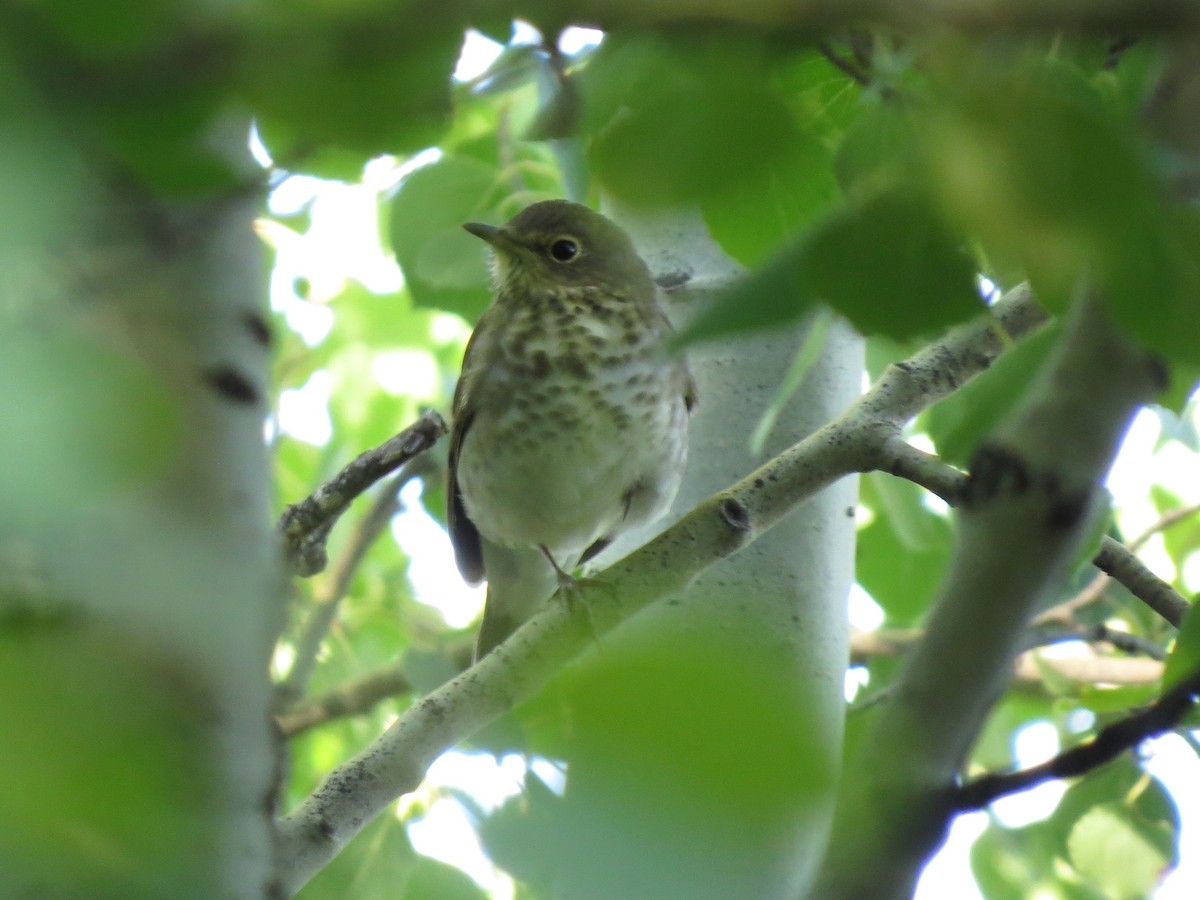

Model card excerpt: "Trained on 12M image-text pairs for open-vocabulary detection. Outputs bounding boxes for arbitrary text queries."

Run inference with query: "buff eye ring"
[549,237,580,263]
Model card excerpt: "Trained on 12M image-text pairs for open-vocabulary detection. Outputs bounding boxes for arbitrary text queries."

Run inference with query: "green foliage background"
[6,2,1200,897]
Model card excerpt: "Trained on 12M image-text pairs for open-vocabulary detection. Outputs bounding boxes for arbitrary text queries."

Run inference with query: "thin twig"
[1092,535,1189,627]
[277,460,436,706]
[1035,500,1200,627]
[818,40,872,87]
[278,639,474,737]
[879,442,1193,630]
[278,409,447,576]
[956,665,1200,810]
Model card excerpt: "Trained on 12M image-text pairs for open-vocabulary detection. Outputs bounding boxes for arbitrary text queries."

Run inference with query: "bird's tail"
[474,542,560,661]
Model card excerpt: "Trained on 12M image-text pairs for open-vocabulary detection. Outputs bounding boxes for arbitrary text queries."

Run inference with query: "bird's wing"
[447,315,490,586]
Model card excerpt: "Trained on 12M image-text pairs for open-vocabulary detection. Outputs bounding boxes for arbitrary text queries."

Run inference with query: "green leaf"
[971,819,1105,900]
[1164,600,1200,690]
[924,56,1200,365]
[673,236,819,346]
[507,625,832,899]
[244,4,464,171]
[296,813,423,900]
[0,614,213,899]
[387,155,501,319]
[926,323,1060,468]
[680,185,980,346]
[863,471,945,553]
[970,694,1055,773]
[856,490,952,626]
[833,100,923,198]
[582,32,803,208]
[1066,803,1175,900]
[747,308,834,456]
[1076,681,1159,715]
[1050,759,1179,900]
[702,134,837,267]
[802,186,982,339]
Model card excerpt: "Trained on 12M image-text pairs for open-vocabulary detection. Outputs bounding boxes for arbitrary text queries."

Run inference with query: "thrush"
[448,200,696,659]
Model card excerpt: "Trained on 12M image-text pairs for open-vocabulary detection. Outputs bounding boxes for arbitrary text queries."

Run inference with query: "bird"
[447,199,696,659]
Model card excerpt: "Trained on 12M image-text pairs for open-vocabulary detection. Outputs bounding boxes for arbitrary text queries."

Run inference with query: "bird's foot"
[539,546,612,648]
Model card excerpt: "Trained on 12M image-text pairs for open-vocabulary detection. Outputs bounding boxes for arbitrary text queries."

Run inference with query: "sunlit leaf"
[388,155,500,319]
[1067,803,1174,900]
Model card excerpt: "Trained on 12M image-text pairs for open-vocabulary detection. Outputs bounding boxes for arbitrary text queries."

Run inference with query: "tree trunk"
[0,115,281,898]
[591,203,862,898]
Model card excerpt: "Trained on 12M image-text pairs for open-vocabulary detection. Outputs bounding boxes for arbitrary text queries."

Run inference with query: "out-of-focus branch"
[813,299,1163,900]
[956,664,1200,810]
[1036,502,1200,627]
[278,638,473,737]
[276,458,439,706]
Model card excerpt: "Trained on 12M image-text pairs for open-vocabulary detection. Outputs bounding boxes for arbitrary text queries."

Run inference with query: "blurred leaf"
[1152,403,1200,453]
[244,2,464,172]
[388,155,500,319]
[673,235,819,346]
[971,819,1106,900]
[1076,681,1158,715]
[926,56,1200,365]
[863,471,944,552]
[1164,600,1200,690]
[834,100,923,198]
[856,497,952,626]
[802,186,982,338]
[582,31,803,208]
[1053,759,1178,898]
[926,323,1060,468]
[1157,361,1200,415]
[481,771,564,888]
[0,612,213,899]
[748,308,834,456]
[680,184,979,346]
[503,625,831,900]
[467,43,541,96]
[296,812,456,900]
[970,695,1055,773]
[702,134,837,266]
[401,854,489,900]
[0,330,182,522]
[1066,802,1174,900]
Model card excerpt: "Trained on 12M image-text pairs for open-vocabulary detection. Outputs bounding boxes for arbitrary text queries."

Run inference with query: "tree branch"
[1091,535,1189,627]
[1035,501,1200,627]
[277,638,473,737]
[878,429,1191,631]
[277,409,447,576]
[957,664,1200,810]
[812,299,1163,900]
[276,459,437,706]
[851,627,1166,687]
[275,285,1049,891]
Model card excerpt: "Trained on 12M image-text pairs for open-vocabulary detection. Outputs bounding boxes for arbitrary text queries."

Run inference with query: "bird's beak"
[463,221,526,257]
[463,222,500,243]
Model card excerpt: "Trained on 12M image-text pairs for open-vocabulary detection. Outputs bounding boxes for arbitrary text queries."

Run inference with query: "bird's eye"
[549,237,580,263]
